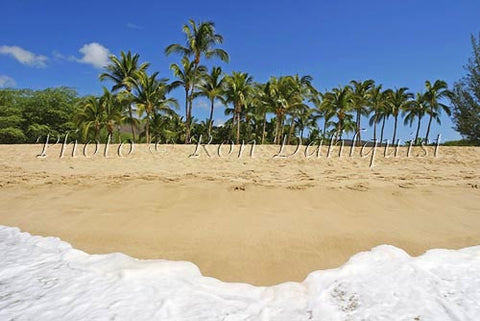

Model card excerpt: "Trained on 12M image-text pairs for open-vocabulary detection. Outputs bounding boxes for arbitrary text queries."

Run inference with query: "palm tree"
[423,80,453,143]
[285,75,314,144]
[75,96,104,141]
[165,19,229,143]
[350,79,374,145]
[404,92,427,145]
[323,86,353,140]
[99,88,125,140]
[368,85,389,143]
[252,83,272,144]
[127,71,178,144]
[387,87,414,144]
[169,56,206,142]
[223,72,253,144]
[99,51,150,142]
[196,66,226,137]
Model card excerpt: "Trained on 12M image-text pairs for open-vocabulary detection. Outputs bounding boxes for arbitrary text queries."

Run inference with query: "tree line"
[1,21,478,145]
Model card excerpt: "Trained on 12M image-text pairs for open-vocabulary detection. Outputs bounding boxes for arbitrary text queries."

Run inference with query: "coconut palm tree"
[404,92,428,145]
[196,66,226,136]
[350,79,374,145]
[387,87,414,144]
[284,75,314,144]
[323,86,354,140]
[99,51,150,142]
[127,71,178,144]
[99,88,125,140]
[169,56,206,142]
[223,72,253,144]
[423,80,453,143]
[165,19,229,143]
[368,85,390,143]
[75,96,104,141]
[252,83,272,144]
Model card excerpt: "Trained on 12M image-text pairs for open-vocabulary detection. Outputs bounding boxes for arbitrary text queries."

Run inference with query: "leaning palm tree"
[196,66,226,136]
[165,19,229,142]
[350,79,375,145]
[404,92,428,145]
[99,51,150,142]
[223,72,253,144]
[127,71,178,144]
[387,87,414,144]
[169,56,206,142]
[423,80,453,143]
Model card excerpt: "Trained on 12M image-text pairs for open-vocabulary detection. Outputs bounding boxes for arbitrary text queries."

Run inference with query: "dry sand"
[0,143,479,285]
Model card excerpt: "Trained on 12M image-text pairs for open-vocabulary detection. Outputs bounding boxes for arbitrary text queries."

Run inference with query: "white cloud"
[0,45,47,67]
[0,75,16,88]
[77,42,110,69]
[126,22,142,30]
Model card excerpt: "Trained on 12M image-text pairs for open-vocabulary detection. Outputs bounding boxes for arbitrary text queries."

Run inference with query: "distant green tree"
[451,33,480,144]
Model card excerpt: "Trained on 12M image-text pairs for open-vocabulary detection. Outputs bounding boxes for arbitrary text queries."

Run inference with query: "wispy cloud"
[76,42,111,69]
[0,75,16,88]
[0,45,47,68]
[126,22,142,30]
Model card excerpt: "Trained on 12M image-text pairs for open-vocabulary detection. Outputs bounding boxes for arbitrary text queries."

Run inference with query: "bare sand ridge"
[1,144,479,285]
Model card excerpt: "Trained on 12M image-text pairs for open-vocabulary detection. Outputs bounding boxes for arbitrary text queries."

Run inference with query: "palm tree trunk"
[127,89,136,143]
[95,123,100,141]
[208,98,214,137]
[261,111,267,144]
[287,116,295,144]
[274,115,280,144]
[415,115,422,145]
[323,118,328,137]
[280,117,285,143]
[356,109,361,146]
[373,115,378,143]
[184,89,190,143]
[235,105,240,144]
[380,115,386,146]
[392,115,398,144]
[425,112,433,144]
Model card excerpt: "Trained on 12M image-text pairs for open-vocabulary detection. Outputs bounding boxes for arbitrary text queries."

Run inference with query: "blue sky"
[1,0,479,141]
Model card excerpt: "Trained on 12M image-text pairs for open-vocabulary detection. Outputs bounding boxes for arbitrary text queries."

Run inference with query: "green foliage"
[0,87,79,144]
[451,33,480,144]
[0,128,26,143]
[442,139,480,146]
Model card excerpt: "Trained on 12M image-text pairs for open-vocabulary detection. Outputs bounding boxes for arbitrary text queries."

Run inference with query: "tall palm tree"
[387,87,414,144]
[368,85,389,143]
[196,66,226,136]
[252,83,272,144]
[223,72,253,144]
[169,56,206,142]
[404,92,427,145]
[99,51,150,142]
[285,75,314,144]
[423,80,453,143]
[350,79,374,145]
[323,86,354,140]
[127,71,178,144]
[165,19,229,143]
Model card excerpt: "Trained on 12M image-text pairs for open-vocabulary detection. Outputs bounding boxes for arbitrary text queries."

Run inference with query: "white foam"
[1,225,479,320]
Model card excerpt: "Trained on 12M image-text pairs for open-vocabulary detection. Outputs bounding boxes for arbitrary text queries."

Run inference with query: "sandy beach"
[1,143,479,285]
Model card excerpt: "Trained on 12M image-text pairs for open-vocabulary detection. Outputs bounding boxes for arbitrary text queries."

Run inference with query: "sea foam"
[1,225,479,320]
